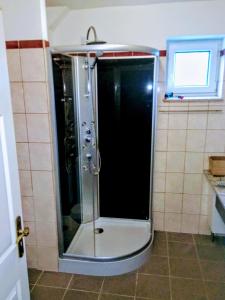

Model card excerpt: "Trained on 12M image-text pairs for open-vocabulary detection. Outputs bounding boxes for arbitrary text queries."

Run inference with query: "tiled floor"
[29,232,225,300]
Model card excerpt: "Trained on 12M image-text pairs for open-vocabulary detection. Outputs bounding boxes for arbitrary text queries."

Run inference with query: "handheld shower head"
[89,51,104,69]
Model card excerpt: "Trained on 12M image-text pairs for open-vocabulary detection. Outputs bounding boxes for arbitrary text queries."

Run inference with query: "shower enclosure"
[48,41,159,275]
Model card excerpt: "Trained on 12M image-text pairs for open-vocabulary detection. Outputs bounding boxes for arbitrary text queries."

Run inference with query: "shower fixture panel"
[73,56,98,225]
[49,42,158,275]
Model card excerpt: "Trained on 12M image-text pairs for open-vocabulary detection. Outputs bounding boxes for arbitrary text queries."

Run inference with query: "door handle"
[16,216,29,257]
[16,227,30,244]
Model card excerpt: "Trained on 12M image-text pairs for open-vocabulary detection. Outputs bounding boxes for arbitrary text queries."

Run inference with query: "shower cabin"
[48,41,159,275]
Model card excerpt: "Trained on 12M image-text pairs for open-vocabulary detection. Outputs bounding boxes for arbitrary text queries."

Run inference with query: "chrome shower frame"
[47,44,159,275]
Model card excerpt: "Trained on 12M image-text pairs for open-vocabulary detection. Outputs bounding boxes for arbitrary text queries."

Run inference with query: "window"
[166,38,224,100]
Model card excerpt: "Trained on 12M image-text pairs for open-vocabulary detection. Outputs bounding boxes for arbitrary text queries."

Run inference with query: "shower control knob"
[85,136,91,143]
[86,153,92,160]
[86,129,91,135]
[82,165,88,171]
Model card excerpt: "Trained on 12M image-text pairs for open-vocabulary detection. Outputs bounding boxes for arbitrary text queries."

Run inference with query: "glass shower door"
[97,58,154,220]
[52,54,82,252]
[94,57,154,259]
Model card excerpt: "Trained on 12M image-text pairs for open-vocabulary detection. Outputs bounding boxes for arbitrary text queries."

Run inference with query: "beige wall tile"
[24,221,36,246]
[158,57,166,83]
[198,215,210,235]
[19,170,33,197]
[10,83,25,113]
[153,172,166,193]
[157,112,168,129]
[166,152,185,172]
[16,143,30,170]
[153,212,164,231]
[24,82,48,113]
[182,194,201,214]
[26,114,50,142]
[181,214,199,233]
[184,174,202,195]
[185,152,203,174]
[20,49,46,82]
[156,130,167,151]
[157,83,169,108]
[207,111,225,130]
[22,196,35,222]
[168,113,188,130]
[29,143,52,171]
[36,221,58,247]
[168,101,189,108]
[165,193,182,213]
[8,48,58,272]
[153,193,165,212]
[167,130,186,151]
[26,245,38,269]
[202,175,210,195]
[154,151,166,172]
[186,130,206,152]
[188,112,207,129]
[205,130,225,152]
[200,195,208,216]
[189,101,209,107]
[37,246,58,271]
[208,100,225,108]
[203,153,209,170]
[165,212,181,232]
[32,171,54,199]
[7,49,22,82]
[34,196,56,222]
[13,114,28,142]
[166,173,184,193]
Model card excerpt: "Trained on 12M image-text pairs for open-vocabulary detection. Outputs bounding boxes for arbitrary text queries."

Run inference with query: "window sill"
[163,96,224,102]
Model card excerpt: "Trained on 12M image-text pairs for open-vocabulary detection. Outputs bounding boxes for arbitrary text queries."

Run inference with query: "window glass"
[174,51,210,87]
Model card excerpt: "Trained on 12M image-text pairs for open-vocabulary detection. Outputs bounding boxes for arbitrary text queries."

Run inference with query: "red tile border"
[5,40,19,49]
[102,52,115,57]
[43,40,50,48]
[5,41,167,57]
[5,40,167,57]
[19,40,44,48]
[133,51,150,56]
[159,50,167,57]
[115,51,133,57]
[5,39,50,49]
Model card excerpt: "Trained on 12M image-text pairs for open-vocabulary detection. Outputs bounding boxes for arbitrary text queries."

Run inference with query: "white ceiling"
[46,0,214,10]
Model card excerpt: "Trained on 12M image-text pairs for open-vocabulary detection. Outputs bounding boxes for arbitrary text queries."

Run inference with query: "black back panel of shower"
[52,55,81,250]
[97,58,154,220]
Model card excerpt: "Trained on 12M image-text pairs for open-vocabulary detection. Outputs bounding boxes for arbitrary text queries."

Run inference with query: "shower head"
[86,26,106,45]
[87,40,106,45]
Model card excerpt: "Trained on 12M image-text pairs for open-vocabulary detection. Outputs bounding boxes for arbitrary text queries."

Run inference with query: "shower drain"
[95,228,104,234]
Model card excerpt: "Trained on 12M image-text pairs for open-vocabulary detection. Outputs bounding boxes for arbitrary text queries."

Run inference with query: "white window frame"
[166,38,224,100]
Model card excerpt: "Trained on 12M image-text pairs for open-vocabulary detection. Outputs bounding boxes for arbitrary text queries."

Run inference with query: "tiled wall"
[153,56,225,234]
[7,44,58,271]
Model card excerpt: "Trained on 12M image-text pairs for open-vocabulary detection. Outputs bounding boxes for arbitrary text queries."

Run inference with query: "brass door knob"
[16,226,30,244]
[16,216,29,257]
